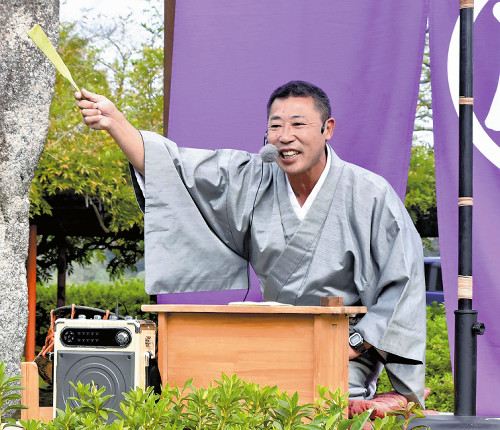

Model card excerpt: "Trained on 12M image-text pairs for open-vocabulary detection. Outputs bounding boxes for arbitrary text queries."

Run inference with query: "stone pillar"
[0,0,59,382]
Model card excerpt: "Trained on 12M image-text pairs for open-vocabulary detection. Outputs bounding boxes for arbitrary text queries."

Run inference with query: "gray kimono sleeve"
[356,191,426,360]
[132,131,262,295]
[352,181,426,404]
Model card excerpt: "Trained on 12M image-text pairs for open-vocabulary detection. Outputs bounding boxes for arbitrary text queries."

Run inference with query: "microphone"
[259,144,278,163]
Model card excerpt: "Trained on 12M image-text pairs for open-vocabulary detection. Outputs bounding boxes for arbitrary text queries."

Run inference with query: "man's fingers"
[78,99,102,110]
[81,88,103,102]
[75,90,114,131]
[75,89,105,105]
[77,100,91,109]
[83,115,102,125]
[81,108,102,116]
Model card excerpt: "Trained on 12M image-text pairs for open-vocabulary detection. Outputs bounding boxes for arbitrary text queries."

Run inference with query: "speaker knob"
[63,330,75,344]
[115,330,130,346]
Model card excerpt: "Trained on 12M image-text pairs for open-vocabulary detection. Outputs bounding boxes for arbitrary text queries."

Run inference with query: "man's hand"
[74,89,145,174]
[349,346,361,360]
[348,341,372,360]
[75,89,121,132]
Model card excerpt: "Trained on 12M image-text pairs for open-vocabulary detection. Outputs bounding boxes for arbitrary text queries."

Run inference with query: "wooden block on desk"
[320,297,343,307]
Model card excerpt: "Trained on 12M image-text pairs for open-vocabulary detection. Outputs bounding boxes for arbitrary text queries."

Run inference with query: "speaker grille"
[55,351,135,413]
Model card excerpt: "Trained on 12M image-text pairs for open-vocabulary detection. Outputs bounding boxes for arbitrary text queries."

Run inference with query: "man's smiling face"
[267,96,334,184]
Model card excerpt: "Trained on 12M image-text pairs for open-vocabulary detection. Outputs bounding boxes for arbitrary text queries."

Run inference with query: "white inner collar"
[286,145,332,221]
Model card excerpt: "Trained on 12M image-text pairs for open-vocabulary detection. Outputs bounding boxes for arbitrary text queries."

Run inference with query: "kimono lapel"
[263,148,345,302]
[276,172,301,243]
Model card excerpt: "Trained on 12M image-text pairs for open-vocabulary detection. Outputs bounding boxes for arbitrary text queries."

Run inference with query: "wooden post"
[26,225,37,362]
[163,0,176,137]
[21,362,40,421]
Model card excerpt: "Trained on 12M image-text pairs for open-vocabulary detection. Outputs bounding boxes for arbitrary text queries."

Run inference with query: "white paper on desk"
[228,301,292,306]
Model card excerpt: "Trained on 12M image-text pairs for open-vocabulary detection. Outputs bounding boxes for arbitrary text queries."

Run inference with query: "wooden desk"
[142,302,366,403]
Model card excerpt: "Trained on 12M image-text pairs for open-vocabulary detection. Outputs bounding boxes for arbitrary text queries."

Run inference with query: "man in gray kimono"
[76,81,426,405]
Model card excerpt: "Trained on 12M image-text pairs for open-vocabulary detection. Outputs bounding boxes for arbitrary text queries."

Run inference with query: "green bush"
[422,303,454,411]
[376,302,453,411]
[0,362,27,426]
[35,278,155,353]
[17,374,426,429]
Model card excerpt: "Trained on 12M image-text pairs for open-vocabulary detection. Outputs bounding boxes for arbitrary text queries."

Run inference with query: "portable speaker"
[52,316,156,418]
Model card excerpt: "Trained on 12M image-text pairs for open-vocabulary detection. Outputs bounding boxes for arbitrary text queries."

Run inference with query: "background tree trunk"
[0,0,59,384]
[56,237,67,308]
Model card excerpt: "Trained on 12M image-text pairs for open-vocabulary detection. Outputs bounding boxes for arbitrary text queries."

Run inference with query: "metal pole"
[454,0,485,416]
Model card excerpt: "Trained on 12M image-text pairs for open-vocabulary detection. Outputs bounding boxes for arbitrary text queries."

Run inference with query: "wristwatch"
[349,327,368,354]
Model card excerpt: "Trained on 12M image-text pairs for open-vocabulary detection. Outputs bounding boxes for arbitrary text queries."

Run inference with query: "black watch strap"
[348,328,368,354]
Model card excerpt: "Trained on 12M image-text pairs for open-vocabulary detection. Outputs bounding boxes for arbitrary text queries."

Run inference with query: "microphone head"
[259,144,279,163]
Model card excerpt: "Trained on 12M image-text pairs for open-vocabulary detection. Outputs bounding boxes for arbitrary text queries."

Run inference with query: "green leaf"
[28,25,81,92]
[348,410,372,430]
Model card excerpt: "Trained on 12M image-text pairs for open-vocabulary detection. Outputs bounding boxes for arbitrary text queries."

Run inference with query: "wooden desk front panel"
[159,312,349,403]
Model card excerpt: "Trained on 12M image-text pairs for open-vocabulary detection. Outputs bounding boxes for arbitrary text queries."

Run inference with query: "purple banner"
[430,0,500,415]
[158,0,427,304]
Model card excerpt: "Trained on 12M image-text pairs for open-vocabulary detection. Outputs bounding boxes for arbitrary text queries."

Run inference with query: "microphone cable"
[242,143,278,301]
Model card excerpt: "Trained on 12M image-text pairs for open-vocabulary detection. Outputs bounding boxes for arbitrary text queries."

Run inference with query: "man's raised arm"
[75,89,145,175]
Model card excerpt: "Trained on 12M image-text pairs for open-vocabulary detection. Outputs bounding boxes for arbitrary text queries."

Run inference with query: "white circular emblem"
[448,0,500,168]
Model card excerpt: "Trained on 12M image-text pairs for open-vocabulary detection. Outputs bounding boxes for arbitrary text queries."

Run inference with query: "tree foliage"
[405,144,436,223]
[414,31,432,134]
[405,30,436,238]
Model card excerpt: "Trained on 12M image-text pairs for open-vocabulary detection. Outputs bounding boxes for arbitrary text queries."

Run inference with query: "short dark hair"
[267,81,331,122]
